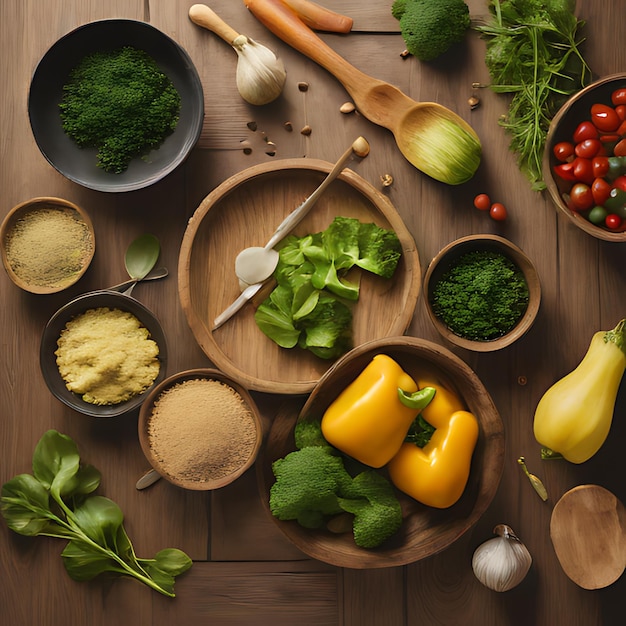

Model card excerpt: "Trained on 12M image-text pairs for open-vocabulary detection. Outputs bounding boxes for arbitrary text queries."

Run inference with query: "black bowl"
[40,290,168,417]
[29,19,204,193]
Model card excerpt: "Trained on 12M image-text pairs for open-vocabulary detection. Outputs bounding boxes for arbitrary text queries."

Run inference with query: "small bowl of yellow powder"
[138,369,264,491]
[1,196,95,294]
[40,289,168,417]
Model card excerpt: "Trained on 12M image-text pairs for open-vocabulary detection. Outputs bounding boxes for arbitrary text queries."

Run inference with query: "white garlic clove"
[472,524,532,592]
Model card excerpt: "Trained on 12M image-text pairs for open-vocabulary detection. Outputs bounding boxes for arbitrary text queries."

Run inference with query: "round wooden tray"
[178,159,420,394]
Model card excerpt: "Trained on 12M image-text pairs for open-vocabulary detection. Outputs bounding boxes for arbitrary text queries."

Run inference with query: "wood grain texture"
[1,1,625,625]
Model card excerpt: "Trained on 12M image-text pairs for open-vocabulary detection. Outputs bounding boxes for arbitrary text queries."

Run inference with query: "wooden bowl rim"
[542,72,626,242]
[1,196,95,294]
[257,335,505,568]
[423,234,541,352]
[138,368,264,491]
[178,157,421,394]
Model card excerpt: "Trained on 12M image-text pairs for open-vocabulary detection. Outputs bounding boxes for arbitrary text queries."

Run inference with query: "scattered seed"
[240,140,252,155]
[246,121,257,131]
[468,96,480,110]
[380,174,394,187]
[472,82,488,89]
[265,149,276,157]
[400,49,411,58]
[297,81,309,92]
[300,125,312,136]
[284,121,293,132]
[340,102,356,114]
[517,376,527,386]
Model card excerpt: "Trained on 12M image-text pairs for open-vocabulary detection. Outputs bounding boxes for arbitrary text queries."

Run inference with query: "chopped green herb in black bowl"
[424,235,541,352]
[28,19,204,193]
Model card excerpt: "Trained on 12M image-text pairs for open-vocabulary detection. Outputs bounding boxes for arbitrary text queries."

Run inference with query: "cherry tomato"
[569,183,594,211]
[575,138,603,159]
[572,157,594,184]
[613,175,626,192]
[489,202,508,221]
[588,205,608,226]
[473,193,491,211]
[553,162,578,181]
[591,177,612,206]
[605,213,623,230]
[553,141,575,162]
[592,156,610,178]
[615,105,626,122]
[614,139,626,158]
[591,103,621,132]
[573,120,599,143]
[617,120,626,135]
[611,88,626,106]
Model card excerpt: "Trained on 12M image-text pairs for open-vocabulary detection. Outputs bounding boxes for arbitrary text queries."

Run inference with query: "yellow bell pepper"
[321,354,432,468]
[387,381,479,508]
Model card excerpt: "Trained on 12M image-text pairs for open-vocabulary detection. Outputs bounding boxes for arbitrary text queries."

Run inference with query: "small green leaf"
[153,548,193,576]
[62,539,121,581]
[398,386,436,410]
[72,496,124,548]
[32,430,80,493]
[1,474,55,536]
[124,234,160,281]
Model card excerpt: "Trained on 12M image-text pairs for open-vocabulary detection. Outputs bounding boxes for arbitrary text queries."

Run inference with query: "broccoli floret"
[338,471,403,549]
[269,446,350,528]
[294,420,328,450]
[391,0,409,20]
[394,0,471,62]
[269,439,403,548]
[355,222,402,279]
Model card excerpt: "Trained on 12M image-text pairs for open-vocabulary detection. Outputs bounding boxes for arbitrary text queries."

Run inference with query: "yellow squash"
[533,319,626,464]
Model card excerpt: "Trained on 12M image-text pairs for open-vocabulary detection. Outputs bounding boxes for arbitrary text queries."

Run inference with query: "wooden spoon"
[550,484,626,589]
[244,0,481,185]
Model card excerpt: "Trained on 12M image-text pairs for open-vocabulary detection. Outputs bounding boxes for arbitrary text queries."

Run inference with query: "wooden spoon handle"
[189,4,241,45]
[244,0,378,102]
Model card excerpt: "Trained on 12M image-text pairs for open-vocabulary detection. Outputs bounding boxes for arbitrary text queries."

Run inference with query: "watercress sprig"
[1,430,192,597]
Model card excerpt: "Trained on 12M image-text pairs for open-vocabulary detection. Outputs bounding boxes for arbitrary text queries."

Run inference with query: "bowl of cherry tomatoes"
[543,73,626,242]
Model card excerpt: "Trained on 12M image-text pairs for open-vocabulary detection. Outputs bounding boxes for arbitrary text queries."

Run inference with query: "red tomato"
[572,157,594,184]
[573,120,599,143]
[489,202,508,221]
[611,88,626,106]
[575,139,603,159]
[473,193,491,211]
[615,105,626,122]
[617,120,626,136]
[613,175,626,192]
[592,156,610,178]
[569,183,594,211]
[553,162,578,181]
[605,213,623,230]
[614,138,626,157]
[591,103,621,132]
[591,177,612,206]
[553,141,575,162]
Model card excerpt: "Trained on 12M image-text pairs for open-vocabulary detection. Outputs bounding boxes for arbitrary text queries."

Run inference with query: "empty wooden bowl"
[423,234,541,352]
[138,369,263,491]
[1,196,95,294]
[257,336,505,568]
[543,73,626,242]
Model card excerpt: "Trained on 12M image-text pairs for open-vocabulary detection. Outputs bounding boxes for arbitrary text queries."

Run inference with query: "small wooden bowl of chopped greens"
[1,196,95,294]
[423,235,541,352]
[28,19,204,193]
[542,73,626,242]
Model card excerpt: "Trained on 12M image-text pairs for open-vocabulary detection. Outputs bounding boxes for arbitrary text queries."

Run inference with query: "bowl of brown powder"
[138,369,264,490]
[1,196,95,294]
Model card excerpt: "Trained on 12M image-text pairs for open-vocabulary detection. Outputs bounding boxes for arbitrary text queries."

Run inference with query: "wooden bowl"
[257,336,505,568]
[543,73,626,242]
[1,197,95,294]
[423,234,541,352]
[40,290,167,417]
[138,369,263,491]
[178,158,420,394]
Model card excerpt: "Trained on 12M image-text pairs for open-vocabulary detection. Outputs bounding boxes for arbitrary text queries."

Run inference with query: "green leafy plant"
[1,430,191,597]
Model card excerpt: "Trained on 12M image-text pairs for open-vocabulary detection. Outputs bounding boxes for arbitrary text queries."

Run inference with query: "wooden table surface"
[1,1,625,624]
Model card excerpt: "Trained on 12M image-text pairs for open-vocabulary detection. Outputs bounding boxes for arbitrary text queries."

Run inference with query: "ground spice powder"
[148,378,258,484]
[5,206,93,288]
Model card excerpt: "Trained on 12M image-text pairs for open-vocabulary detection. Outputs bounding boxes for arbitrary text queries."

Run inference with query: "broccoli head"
[338,471,403,549]
[294,419,329,450]
[394,0,471,62]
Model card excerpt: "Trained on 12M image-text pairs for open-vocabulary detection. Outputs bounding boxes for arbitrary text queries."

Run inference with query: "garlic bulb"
[232,34,287,105]
[472,524,532,592]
